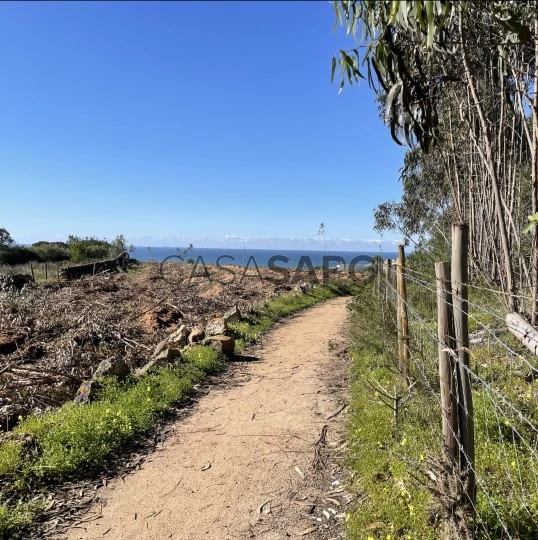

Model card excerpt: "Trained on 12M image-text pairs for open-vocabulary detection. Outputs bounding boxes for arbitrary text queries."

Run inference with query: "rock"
[188,326,205,344]
[203,335,235,357]
[75,357,129,403]
[223,306,242,325]
[74,379,101,404]
[152,337,170,358]
[168,324,190,348]
[205,317,227,337]
[155,347,182,363]
[135,348,182,377]
[93,356,130,379]
[294,282,312,293]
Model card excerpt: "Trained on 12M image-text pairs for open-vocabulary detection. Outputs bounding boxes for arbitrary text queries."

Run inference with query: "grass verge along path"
[0,279,358,538]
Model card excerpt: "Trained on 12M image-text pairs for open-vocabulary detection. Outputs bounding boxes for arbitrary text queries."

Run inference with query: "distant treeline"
[0,228,130,265]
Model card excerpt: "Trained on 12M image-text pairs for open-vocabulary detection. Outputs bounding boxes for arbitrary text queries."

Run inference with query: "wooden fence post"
[451,222,475,507]
[397,245,410,376]
[29,263,35,281]
[385,259,392,304]
[45,263,48,281]
[435,262,457,461]
[375,260,383,300]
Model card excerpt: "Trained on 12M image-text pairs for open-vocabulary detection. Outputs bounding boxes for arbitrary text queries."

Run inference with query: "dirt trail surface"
[64,297,351,540]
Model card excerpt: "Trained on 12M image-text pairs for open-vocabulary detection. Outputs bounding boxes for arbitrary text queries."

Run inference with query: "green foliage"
[12,371,188,479]
[0,233,130,267]
[0,501,37,540]
[347,266,538,537]
[374,148,453,245]
[183,345,225,374]
[70,238,111,263]
[523,212,538,234]
[0,282,355,537]
[30,241,70,262]
[333,2,534,152]
[0,442,22,476]
[110,235,128,256]
[0,351,220,536]
[0,228,14,247]
[0,246,40,265]
[346,281,438,539]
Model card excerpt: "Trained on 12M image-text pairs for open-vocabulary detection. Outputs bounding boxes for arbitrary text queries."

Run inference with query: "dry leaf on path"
[201,463,211,471]
[294,466,305,480]
[258,499,272,515]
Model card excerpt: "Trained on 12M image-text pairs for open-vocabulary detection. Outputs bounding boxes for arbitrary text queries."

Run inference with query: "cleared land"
[0,263,333,425]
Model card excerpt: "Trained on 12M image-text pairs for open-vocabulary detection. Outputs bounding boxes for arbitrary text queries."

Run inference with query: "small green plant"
[0,501,37,540]
[346,280,439,539]
[183,345,225,374]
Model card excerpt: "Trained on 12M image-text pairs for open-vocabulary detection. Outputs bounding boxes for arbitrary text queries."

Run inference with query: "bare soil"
[61,296,352,540]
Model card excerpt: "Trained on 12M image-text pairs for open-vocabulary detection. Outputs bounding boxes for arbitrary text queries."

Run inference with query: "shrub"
[183,346,224,374]
[0,246,40,265]
[30,242,70,262]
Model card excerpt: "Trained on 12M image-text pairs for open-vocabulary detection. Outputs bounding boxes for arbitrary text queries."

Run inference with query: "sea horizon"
[130,246,398,268]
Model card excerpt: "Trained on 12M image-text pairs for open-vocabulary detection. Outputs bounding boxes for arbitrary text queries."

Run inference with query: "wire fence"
[372,234,538,538]
[0,262,63,283]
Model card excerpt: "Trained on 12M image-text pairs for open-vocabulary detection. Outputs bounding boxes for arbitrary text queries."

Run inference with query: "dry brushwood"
[0,263,328,428]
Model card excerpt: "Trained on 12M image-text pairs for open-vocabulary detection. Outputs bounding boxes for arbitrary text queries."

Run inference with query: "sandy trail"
[65,296,350,540]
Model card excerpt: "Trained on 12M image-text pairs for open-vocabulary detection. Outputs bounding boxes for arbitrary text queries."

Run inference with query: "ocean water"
[130,247,397,269]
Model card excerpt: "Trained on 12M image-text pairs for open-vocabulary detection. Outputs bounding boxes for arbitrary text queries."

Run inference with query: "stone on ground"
[202,335,235,356]
[223,306,241,324]
[205,317,227,337]
[168,324,190,348]
[188,326,205,344]
[93,356,130,379]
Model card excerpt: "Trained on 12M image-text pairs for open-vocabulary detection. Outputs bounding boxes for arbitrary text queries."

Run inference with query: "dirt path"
[64,296,351,540]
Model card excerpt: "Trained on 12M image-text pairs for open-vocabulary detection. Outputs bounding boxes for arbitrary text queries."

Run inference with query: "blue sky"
[0,1,406,251]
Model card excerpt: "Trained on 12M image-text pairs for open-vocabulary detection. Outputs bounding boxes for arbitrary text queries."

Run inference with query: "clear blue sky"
[0,1,405,251]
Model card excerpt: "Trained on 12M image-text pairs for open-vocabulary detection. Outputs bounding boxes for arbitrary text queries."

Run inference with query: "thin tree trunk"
[459,7,518,312]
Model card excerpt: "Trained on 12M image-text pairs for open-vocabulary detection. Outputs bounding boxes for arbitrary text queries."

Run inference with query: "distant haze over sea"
[130,247,397,268]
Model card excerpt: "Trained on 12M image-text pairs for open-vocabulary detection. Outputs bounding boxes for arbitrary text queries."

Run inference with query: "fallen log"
[506,312,538,357]
[60,252,130,281]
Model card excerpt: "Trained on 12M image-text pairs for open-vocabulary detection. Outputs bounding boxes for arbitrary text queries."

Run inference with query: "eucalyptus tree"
[333,1,538,319]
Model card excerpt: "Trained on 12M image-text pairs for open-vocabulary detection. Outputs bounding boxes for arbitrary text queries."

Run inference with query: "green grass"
[346,272,538,539]
[346,280,440,540]
[0,502,36,540]
[229,280,360,350]
[0,346,222,538]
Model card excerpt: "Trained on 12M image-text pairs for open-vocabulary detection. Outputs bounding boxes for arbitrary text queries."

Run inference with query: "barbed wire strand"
[381,276,538,534]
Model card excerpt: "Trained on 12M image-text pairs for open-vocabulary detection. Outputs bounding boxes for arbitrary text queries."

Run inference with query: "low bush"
[0,246,40,265]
